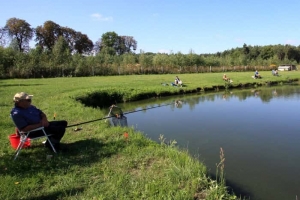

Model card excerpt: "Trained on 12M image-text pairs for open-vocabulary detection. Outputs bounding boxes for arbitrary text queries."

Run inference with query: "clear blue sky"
[1,0,300,54]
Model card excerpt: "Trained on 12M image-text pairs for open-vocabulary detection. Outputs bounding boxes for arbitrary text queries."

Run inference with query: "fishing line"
[66,101,176,128]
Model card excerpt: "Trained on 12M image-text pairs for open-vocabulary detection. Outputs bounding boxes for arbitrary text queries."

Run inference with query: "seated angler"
[175,76,180,85]
[223,74,233,83]
[254,70,261,79]
[223,74,229,81]
[11,92,68,152]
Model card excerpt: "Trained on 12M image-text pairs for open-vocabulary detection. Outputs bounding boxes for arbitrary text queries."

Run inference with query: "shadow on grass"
[0,83,44,87]
[25,187,85,200]
[1,137,128,177]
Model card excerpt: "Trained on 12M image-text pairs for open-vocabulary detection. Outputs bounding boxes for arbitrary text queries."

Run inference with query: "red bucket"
[9,134,31,149]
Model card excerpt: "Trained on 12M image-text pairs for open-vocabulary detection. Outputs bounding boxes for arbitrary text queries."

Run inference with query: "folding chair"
[10,115,57,160]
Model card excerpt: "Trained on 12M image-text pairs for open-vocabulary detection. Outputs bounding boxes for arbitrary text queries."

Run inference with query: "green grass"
[1,71,299,200]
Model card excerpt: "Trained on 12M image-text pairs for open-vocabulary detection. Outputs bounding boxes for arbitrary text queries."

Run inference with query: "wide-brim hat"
[13,92,33,102]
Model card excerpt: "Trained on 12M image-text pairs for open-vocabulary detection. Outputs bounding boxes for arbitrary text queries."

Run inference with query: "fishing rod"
[66,101,176,128]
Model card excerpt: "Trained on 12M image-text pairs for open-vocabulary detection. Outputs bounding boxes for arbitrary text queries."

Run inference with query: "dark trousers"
[28,120,67,145]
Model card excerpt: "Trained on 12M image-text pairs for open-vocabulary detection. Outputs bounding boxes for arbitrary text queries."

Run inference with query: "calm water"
[114,85,300,200]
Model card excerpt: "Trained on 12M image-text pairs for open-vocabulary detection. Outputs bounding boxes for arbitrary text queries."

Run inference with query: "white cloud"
[91,13,113,21]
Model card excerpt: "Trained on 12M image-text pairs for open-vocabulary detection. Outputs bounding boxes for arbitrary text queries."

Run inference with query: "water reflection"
[112,86,297,115]
[113,85,300,200]
[177,86,300,106]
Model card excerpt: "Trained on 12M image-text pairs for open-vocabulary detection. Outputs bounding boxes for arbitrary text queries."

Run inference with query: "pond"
[114,85,300,200]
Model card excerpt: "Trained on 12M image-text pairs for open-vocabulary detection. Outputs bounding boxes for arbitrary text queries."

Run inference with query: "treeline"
[0,17,299,78]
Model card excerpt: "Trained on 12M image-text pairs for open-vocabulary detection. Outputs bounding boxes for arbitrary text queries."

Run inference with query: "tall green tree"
[5,18,33,52]
[121,53,136,73]
[0,46,16,77]
[248,46,260,60]
[98,31,118,55]
[274,45,285,61]
[35,21,62,51]
[173,52,187,72]
[52,36,71,76]
[27,46,44,78]
[285,45,300,62]
[242,43,250,55]
[116,36,137,55]
[0,27,8,47]
[97,32,137,55]
[187,50,203,72]
[260,46,274,60]
[138,51,153,73]
[61,26,76,52]
[8,38,20,51]
[74,32,93,54]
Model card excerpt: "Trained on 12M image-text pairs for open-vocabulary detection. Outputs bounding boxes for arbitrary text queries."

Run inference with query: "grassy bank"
[1,71,299,199]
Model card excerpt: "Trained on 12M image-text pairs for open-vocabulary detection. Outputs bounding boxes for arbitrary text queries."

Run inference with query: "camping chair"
[10,115,57,160]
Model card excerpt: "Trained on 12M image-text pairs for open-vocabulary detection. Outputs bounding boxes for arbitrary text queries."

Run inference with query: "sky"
[1,0,300,54]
